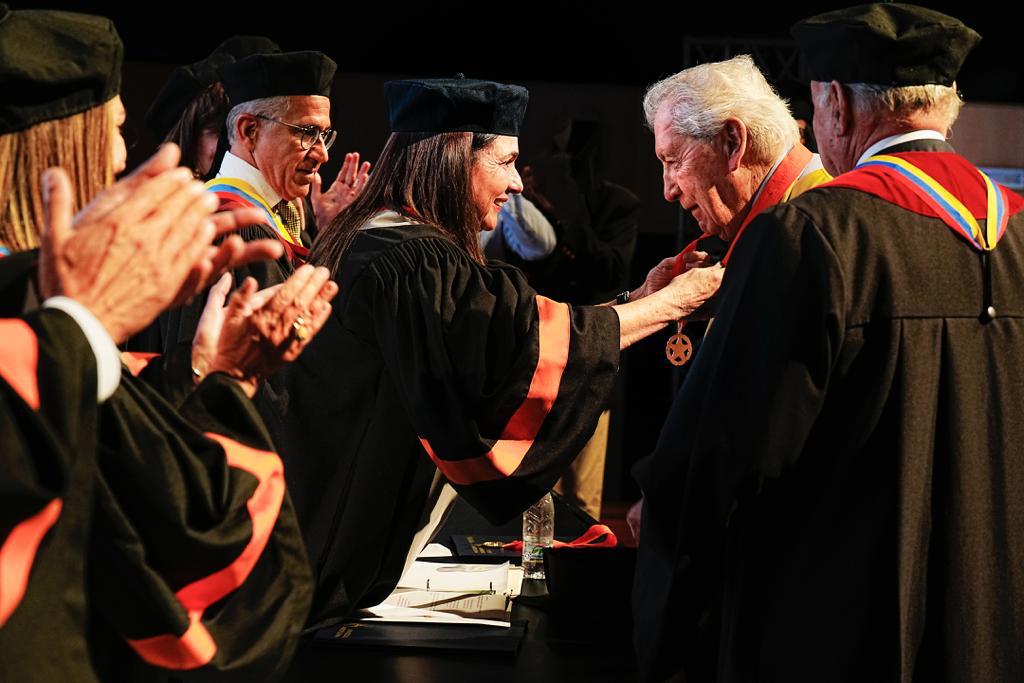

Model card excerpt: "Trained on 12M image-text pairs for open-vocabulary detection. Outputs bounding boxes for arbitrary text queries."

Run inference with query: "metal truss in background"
[682,37,802,84]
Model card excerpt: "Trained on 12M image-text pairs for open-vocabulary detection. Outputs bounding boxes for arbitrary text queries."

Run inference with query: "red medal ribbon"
[502,523,618,552]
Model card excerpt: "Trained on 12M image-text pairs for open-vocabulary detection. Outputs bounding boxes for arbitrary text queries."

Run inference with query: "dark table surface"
[282,496,640,683]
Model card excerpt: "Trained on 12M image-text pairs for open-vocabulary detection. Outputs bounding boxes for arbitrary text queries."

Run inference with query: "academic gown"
[633,139,1024,682]
[148,191,311,448]
[0,253,313,682]
[267,221,620,629]
[0,308,103,682]
[86,371,311,683]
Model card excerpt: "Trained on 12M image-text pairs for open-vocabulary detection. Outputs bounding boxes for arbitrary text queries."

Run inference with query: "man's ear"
[236,113,259,150]
[828,81,852,136]
[721,118,748,173]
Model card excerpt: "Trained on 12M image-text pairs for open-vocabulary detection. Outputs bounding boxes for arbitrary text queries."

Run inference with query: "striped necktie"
[274,199,303,243]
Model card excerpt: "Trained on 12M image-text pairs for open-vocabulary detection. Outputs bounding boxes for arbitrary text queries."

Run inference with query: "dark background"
[20,1,1023,504]
[19,1,1023,99]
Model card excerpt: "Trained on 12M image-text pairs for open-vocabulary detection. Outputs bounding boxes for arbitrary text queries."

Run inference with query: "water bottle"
[522,492,554,579]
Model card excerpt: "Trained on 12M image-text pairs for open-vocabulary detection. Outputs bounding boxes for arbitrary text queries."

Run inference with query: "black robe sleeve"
[156,223,295,354]
[632,203,845,682]
[121,342,196,410]
[0,309,102,682]
[356,235,620,523]
[88,371,312,682]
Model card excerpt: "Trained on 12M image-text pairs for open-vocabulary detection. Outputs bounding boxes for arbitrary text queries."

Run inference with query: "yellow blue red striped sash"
[204,177,300,247]
[859,154,1008,251]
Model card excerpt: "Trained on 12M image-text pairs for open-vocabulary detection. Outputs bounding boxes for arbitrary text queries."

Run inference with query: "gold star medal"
[665,321,693,366]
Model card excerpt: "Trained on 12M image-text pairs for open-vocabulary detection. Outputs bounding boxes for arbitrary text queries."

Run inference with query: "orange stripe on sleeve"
[125,434,285,669]
[0,499,63,628]
[175,434,285,612]
[0,320,40,410]
[422,296,571,485]
[123,611,216,670]
[122,352,160,378]
[420,437,530,485]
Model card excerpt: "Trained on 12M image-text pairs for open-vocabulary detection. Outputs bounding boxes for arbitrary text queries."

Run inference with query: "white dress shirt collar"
[216,151,283,208]
[857,129,946,167]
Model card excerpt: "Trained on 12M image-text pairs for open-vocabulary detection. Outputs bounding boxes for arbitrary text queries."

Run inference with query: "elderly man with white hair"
[627,54,831,682]
[633,4,1024,683]
[643,55,829,285]
[626,55,830,534]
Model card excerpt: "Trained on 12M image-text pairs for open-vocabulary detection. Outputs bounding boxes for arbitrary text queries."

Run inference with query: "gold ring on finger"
[292,315,309,342]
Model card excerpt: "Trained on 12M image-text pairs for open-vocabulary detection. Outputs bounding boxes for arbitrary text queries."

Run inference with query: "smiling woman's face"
[469,135,523,231]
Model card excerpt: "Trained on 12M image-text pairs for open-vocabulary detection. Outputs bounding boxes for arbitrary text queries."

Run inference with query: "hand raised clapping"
[310,151,371,228]
[192,265,338,397]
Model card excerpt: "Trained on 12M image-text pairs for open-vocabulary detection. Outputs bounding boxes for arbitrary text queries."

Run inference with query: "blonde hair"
[643,55,800,166]
[0,100,115,251]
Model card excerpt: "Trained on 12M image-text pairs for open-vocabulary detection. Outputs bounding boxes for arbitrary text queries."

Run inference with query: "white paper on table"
[417,543,453,559]
[506,566,524,597]
[365,589,511,627]
[396,560,510,593]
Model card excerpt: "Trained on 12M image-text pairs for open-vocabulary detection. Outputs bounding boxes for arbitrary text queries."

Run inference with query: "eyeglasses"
[256,114,337,151]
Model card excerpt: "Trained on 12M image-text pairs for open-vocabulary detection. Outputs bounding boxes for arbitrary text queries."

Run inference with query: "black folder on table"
[451,534,520,561]
[312,620,526,654]
[450,534,575,562]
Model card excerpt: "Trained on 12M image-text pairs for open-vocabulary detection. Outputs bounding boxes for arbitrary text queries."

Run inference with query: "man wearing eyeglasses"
[156,50,338,355]
[212,50,337,265]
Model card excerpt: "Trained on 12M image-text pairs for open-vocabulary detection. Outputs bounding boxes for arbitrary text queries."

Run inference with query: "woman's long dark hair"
[163,82,229,179]
[311,131,496,277]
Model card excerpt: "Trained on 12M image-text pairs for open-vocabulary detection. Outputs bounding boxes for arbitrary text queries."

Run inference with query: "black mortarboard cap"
[0,4,122,135]
[204,36,282,76]
[145,35,281,140]
[384,77,529,135]
[791,3,980,86]
[218,51,336,106]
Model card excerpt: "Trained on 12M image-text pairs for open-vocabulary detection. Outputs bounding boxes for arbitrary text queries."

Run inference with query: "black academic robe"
[155,221,299,354]
[0,254,313,682]
[88,372,313,682]
[0,309,102,682]
[148,209,308,448]
[268,223,620,628]
[633,140,1024,682]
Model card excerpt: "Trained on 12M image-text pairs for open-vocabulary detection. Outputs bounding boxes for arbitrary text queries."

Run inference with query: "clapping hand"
[310,152,371,227]
[38,143,284,343]
[193,265,338,397]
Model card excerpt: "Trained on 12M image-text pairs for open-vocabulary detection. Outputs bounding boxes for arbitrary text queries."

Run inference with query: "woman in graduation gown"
[0,8,337,681]
[275,77,723,628]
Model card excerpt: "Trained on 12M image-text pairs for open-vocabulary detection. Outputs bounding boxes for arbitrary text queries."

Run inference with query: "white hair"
[225,96,292,145]
[643,55,800,166]
[837,83,963,131]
